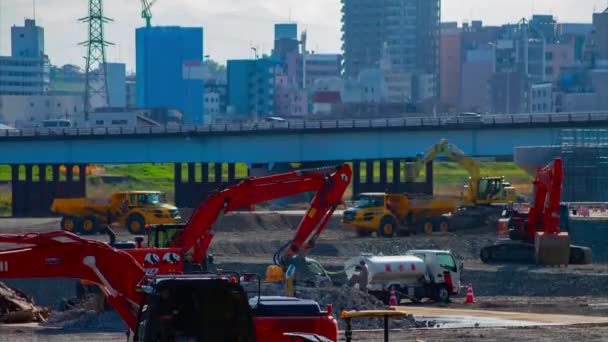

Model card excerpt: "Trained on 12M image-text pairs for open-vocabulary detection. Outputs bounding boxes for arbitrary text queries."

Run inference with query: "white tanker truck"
[345,250,463,303]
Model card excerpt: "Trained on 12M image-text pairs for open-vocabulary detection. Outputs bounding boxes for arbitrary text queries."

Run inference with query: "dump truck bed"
[387,194,457,217]
[51,198,115,217]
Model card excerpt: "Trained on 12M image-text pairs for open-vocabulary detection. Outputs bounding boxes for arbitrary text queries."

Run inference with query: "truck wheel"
[438,217,450,233]
[126,214,145,235]
[356,229,373,237]
[417,219,434,235]
[80,216,99,235]
[379,216,396,238]
[435,285,451,303]
[61,216,78,233]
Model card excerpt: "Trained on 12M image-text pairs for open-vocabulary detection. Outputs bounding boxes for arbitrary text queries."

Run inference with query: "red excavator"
[0,232,338,341]
[127,164,352,275]
[0,165,353,341]
[480,158,592,265]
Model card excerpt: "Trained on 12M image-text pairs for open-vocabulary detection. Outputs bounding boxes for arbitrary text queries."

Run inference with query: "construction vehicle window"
[478,180,488,197]
[139,193,161,205]
[358,196,383,208]
[437,253,457,272]
[306,261,325,275]
[129,194,137,205]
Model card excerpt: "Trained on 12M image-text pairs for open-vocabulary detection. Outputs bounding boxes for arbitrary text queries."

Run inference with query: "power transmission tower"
[80,0,113,119]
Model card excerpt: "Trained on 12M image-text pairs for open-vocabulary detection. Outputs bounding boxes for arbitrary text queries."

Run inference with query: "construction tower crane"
[140,0,158,27]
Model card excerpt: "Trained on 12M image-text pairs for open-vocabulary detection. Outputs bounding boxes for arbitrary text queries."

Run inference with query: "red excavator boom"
[0,232,144,330]
[526,158,563,238]
[168,164,352,266]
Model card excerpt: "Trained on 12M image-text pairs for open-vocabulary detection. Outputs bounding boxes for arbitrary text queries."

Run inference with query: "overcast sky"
[0,0,606,71]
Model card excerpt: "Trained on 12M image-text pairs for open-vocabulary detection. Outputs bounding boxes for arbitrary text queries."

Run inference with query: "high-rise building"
[0,19,49,96]
[592,8,608,65]
[227,58,278,117]
[341,0,440,97]
[440,23,461,110]
[274,23,299,62]
[136,26,205,124]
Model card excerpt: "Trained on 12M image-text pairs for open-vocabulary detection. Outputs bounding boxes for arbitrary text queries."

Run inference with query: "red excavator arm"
[0,231,144,330]
[526,158,563,239]
[172,164,352,265]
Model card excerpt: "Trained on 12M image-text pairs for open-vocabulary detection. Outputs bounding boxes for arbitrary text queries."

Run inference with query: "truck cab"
[117,191,181,234]
[406,250,462,301]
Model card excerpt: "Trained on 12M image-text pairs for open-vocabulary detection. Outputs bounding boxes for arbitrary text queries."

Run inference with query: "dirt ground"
[0,213,607,341]
[1,323,608,341]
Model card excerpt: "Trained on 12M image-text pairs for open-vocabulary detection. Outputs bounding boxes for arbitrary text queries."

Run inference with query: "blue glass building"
[227,58,278,117]
[136,26,204,124]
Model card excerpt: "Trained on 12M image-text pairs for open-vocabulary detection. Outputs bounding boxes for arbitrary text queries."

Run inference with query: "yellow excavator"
[405,139,517,206]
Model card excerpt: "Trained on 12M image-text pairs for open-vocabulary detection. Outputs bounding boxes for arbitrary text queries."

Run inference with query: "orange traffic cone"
[465,283,475,304]
[388,288,398,306]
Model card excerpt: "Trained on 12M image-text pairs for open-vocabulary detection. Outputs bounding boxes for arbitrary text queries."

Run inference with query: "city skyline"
[0,0,606,70]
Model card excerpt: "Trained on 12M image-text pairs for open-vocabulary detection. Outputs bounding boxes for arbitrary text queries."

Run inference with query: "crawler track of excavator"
[480,241,592,265]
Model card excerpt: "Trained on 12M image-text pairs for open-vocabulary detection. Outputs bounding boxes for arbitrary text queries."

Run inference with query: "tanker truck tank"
[345,255,428,286]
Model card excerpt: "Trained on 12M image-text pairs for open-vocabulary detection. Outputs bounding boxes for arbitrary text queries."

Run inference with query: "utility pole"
[80,0,113,120]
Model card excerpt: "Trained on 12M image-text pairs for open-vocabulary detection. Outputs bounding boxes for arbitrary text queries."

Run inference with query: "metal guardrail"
[1,112,607,139]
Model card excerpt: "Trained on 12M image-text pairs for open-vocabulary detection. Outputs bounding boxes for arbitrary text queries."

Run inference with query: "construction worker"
[348,260,369,292]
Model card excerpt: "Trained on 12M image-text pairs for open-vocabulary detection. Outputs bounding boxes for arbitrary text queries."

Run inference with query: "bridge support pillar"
[350,159,433,198]
[10,163,86,217]
[379,160,388,187]
[174,162,242,208]
[352,161,361,197]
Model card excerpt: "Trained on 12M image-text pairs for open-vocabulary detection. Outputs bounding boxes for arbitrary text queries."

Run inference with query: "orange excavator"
[480,158,592,265]
[0,165,352,341]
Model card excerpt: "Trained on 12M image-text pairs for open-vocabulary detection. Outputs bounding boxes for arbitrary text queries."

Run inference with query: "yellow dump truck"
[51,191,180,235]
[342,193,457,237]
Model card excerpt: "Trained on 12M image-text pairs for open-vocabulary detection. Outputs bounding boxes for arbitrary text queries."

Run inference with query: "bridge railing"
[1,112,607,138]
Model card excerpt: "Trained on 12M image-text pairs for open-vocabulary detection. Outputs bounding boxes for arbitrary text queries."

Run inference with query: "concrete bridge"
[3,112,607,216]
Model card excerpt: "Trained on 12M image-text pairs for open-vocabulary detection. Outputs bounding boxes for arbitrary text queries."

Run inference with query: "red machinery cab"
[133,274,338,342]
[251,296,338,342]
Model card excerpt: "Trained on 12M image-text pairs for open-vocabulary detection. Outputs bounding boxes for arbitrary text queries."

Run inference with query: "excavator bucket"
[535,232,571,266]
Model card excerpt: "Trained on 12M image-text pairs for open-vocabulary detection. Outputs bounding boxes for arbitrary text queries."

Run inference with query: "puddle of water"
[413,315,555,329]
